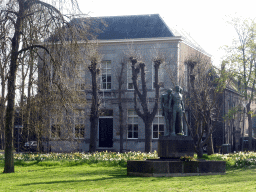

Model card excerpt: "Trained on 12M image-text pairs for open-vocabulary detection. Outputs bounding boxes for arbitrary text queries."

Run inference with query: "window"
[101,60,111,90]
[128,109,138,139]
[152,110,164,139]
[75,63,85,91]
[152,62,164,89]
[75,125,85,138]
[74,110,85,138]
[127,64,134,90]
[50,113,62,138]
[75,81,85,91]
[51,125,61,138]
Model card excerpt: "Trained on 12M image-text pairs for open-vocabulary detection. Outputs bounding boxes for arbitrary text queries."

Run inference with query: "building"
[41,14,213,152]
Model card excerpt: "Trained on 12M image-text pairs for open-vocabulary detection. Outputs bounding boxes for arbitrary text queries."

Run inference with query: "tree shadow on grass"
[19,174,127,187]
[18,167,127,186]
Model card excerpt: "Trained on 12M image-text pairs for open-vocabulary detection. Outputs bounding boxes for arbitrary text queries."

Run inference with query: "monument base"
[127,159,226,177]
[158,135,194,158]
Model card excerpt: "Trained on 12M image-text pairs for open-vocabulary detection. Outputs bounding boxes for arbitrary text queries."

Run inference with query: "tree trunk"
[207,133,214,155]
[247,104,253,151]
[196,146,204,158]
[144,120,152,153]
[89,59,98,153]
[4,6,23,173]
[24,58,34,143]
[119,103,124,153]
[0,82,5,150]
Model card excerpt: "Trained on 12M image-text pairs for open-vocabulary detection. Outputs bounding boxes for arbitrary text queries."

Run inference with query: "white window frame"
[127,109,139,139]
[50,112,62,138]
[127,63,134,90]
[101,60,112,90]
[152,110,164,139]
[74,110,85,139]
[75,80,85,91]
[152,62,164,89]
[75,63,85,91]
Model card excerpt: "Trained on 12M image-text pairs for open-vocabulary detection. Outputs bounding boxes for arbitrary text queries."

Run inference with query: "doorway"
[99,118,113,148]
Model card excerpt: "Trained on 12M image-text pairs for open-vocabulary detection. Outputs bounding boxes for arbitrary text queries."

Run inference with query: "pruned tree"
[184,54,227,158]
[0,0,90,173]
[116,59,126,153]
[129,56,162,152]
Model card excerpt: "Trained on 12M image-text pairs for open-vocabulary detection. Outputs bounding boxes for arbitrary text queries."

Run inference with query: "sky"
[76,0,256,68]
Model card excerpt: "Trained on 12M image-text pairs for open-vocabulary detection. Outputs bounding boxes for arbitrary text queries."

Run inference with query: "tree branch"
[18,45,50,55]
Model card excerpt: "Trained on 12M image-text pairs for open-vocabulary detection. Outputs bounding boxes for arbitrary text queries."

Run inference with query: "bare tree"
[116,59,126,153]
[0,0,89,173]
[224,17,256,150]
[129,57,162,152]
[184,54,227,158]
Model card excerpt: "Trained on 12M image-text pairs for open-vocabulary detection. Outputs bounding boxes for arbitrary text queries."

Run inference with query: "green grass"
[0,151,256,191]
[0,162,256,191]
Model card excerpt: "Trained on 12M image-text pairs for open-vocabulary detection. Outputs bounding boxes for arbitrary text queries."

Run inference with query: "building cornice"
[78,36,183,45]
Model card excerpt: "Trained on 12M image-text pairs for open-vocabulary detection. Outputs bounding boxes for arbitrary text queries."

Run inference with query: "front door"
[99,118,113,147]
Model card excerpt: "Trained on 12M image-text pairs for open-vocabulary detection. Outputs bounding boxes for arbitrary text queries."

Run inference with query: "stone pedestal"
[127,159,226,177]
[158,135,194,158]
[127,135,226,177]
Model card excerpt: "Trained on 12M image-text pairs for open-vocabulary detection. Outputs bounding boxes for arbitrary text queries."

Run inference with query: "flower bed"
[0,151,158,165]
[1,151,256,169]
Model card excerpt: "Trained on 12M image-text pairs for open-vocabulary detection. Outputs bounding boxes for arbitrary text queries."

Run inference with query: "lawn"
[0,164,256,191]
[0,151,256,191]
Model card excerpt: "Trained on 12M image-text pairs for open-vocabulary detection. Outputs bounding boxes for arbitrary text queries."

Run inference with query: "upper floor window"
[74,63,85,91]
[101,60,111,90]
[152,62,164,89]
[127,64,134,90]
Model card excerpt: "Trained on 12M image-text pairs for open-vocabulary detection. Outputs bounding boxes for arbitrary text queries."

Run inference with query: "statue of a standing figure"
[161,89,173,136]
[172,85,185,135]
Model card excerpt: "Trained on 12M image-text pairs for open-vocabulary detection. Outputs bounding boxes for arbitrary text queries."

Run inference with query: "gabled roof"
[71,14,174,40]
[68,14,209,55]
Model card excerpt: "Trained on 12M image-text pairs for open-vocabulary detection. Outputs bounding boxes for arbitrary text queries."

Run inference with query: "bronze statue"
[172,85,185,135]
[161,89,173,136]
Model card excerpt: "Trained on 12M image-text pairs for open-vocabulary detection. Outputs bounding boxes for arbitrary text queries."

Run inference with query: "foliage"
[224,17,256,150]
[185,53,225,157]
[202,152,256,169]
[1,151,256,170]
[0,151,159,167]
[180,155,196,162]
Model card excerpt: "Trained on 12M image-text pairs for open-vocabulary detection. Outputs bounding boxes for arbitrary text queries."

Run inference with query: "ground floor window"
[152,110,164,139]
[50,112,62,138]
[51,124,61,138]
[128,109,138,139]
[74,110,85,139]
[75,124,85,138]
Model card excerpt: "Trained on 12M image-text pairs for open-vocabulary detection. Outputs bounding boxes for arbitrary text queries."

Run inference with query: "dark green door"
[99,118,113,147]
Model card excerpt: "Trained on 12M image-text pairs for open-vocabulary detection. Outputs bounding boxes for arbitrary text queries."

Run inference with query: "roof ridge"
[86,13,160,19]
